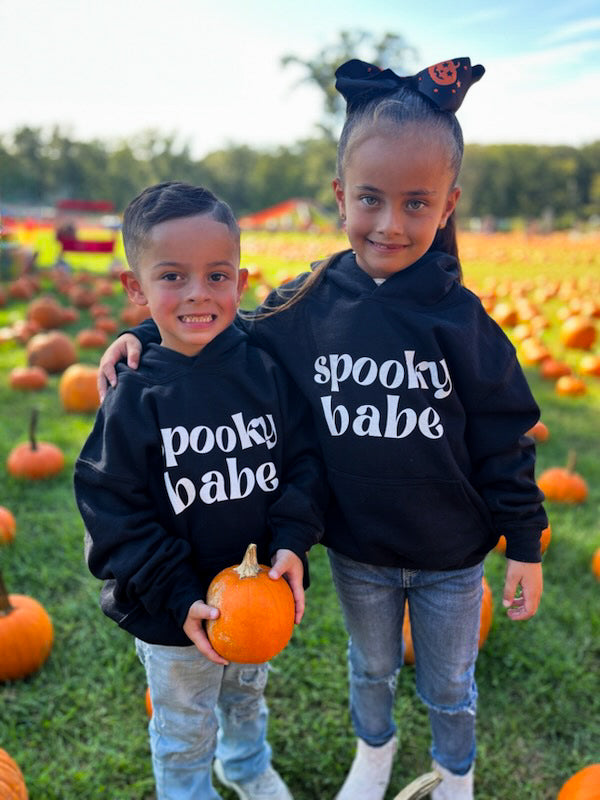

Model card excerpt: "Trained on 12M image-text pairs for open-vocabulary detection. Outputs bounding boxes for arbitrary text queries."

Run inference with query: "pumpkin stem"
[0,569,14,615]
[234,543,261,579]
[566,450,577,472]
[29,407,39,451]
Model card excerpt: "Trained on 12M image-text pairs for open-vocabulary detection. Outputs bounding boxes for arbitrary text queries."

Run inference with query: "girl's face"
[121,214,247,357]
[333,126,461,279]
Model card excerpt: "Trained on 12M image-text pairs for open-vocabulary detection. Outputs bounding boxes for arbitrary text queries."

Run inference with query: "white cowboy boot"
[335,736,397,800]
[430,760,474,800]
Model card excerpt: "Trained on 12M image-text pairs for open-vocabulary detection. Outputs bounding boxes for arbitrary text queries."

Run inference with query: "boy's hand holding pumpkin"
[269,549,305,624]
[183,600,229,665]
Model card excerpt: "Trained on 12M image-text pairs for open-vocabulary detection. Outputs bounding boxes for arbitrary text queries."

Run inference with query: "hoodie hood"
[324,249,461,307]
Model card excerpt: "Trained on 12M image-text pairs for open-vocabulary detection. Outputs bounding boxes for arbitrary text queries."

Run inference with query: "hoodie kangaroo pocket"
[327,469,494,569]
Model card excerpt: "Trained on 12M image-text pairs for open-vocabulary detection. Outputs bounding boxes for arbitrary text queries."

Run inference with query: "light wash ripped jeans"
[136,639,271,800]
[328,550,484,776]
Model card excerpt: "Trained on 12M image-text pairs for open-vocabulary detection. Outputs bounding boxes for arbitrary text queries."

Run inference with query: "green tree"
[281,30,417,137]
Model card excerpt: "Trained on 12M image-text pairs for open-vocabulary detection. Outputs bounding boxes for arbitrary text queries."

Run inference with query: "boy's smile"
[121,214,247,357]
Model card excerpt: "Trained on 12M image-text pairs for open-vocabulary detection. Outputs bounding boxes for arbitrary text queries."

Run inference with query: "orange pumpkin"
[9,366,49,391]
[26,295,65,330]
[0,507,16,544]
[560,316,597,351]
[75,328,108,349]
[557,764,600,799]
[402,577,493,665]
[519,337,551,365]
[7,410,65,480]
[526,421,549,442]
[538,453,588,505]
[93,316,118,334]
[59,364,100,412]
[0,570,54,682]
[495,525,551,555]
[26,330,77,373]
[539,358,572,381]
[206,543,295,663]
[491,302,518,328]
[0,748,28,799]
[579,354,600,377]
[555,375,587,396]
[592,548,600,581]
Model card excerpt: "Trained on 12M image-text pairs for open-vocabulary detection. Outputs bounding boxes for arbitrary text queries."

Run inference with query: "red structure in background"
[55,199,117,256]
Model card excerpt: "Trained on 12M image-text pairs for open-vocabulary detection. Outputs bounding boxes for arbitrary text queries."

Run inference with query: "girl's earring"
[340,213,347,231]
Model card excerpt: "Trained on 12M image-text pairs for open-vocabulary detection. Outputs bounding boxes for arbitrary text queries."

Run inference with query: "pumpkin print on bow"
[335,57,485,113]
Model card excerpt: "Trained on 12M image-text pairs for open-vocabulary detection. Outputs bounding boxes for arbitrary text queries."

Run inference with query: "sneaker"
[430,760,474,800]
[334,736,397,800]
[213,759,294,800]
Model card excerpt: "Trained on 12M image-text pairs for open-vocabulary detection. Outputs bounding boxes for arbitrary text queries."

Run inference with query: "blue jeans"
[328,550,483,776]
[136,639,271,800]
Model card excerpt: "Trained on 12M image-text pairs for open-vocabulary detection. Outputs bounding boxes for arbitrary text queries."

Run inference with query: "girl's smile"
[333,126,460,279]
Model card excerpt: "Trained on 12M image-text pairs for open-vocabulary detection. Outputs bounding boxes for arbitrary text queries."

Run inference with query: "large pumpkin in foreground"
[0,571,54,682]
[402,577,493,666]
[0,748,28,799]
[557,764,600,799]
[206,543,295,663]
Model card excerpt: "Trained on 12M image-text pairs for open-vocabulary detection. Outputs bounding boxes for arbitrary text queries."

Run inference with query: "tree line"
[1,125,598,229]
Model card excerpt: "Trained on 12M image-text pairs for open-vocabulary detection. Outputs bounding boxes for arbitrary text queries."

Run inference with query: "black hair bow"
[335,58,485,114]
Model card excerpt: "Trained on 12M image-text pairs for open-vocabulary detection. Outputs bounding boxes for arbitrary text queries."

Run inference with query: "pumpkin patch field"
[0,230,598,799]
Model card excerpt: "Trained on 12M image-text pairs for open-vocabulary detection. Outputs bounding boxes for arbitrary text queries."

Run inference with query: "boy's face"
[121,214,247,357]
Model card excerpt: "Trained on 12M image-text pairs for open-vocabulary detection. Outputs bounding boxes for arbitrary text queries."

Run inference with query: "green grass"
[0,235,599,799]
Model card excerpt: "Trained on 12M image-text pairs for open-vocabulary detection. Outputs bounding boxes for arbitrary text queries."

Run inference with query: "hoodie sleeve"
[455,306,548,562]
[74,382,204,628]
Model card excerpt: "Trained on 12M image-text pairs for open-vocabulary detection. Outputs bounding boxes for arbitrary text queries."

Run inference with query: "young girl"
[98,58,547,800]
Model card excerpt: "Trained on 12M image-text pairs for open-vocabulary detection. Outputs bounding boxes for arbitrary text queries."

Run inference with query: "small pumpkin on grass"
[9,366,49,391]
[557,764,600,799]
[538,452,588,504]
[206,543,295,663]
[526,420,549,442]
[0,747,28,799]
[402,577,493,665]
[579,354,600,377]
[26,330,77,373]
[592,548,600,581]
[0,568,54,682]
[0,507,16,544]
[59,364,100,412]
[75,328,108,349]
[555,375,587,397]
[559,316,597,351]
[7,409,65,480]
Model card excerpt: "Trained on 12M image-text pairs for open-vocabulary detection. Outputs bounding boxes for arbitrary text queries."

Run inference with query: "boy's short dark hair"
[122,181,240,271]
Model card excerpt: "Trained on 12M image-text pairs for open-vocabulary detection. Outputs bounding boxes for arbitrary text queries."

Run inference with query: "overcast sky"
[1,0,598,157]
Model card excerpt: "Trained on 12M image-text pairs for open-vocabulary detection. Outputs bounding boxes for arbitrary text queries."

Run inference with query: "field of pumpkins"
[0,229,599,800]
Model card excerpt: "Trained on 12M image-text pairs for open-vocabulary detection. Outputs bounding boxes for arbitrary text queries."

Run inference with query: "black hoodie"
[75,326,326,646]
[131,250,547,571]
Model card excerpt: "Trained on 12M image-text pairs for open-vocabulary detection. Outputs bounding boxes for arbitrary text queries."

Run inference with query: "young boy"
[74,181,325,800]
